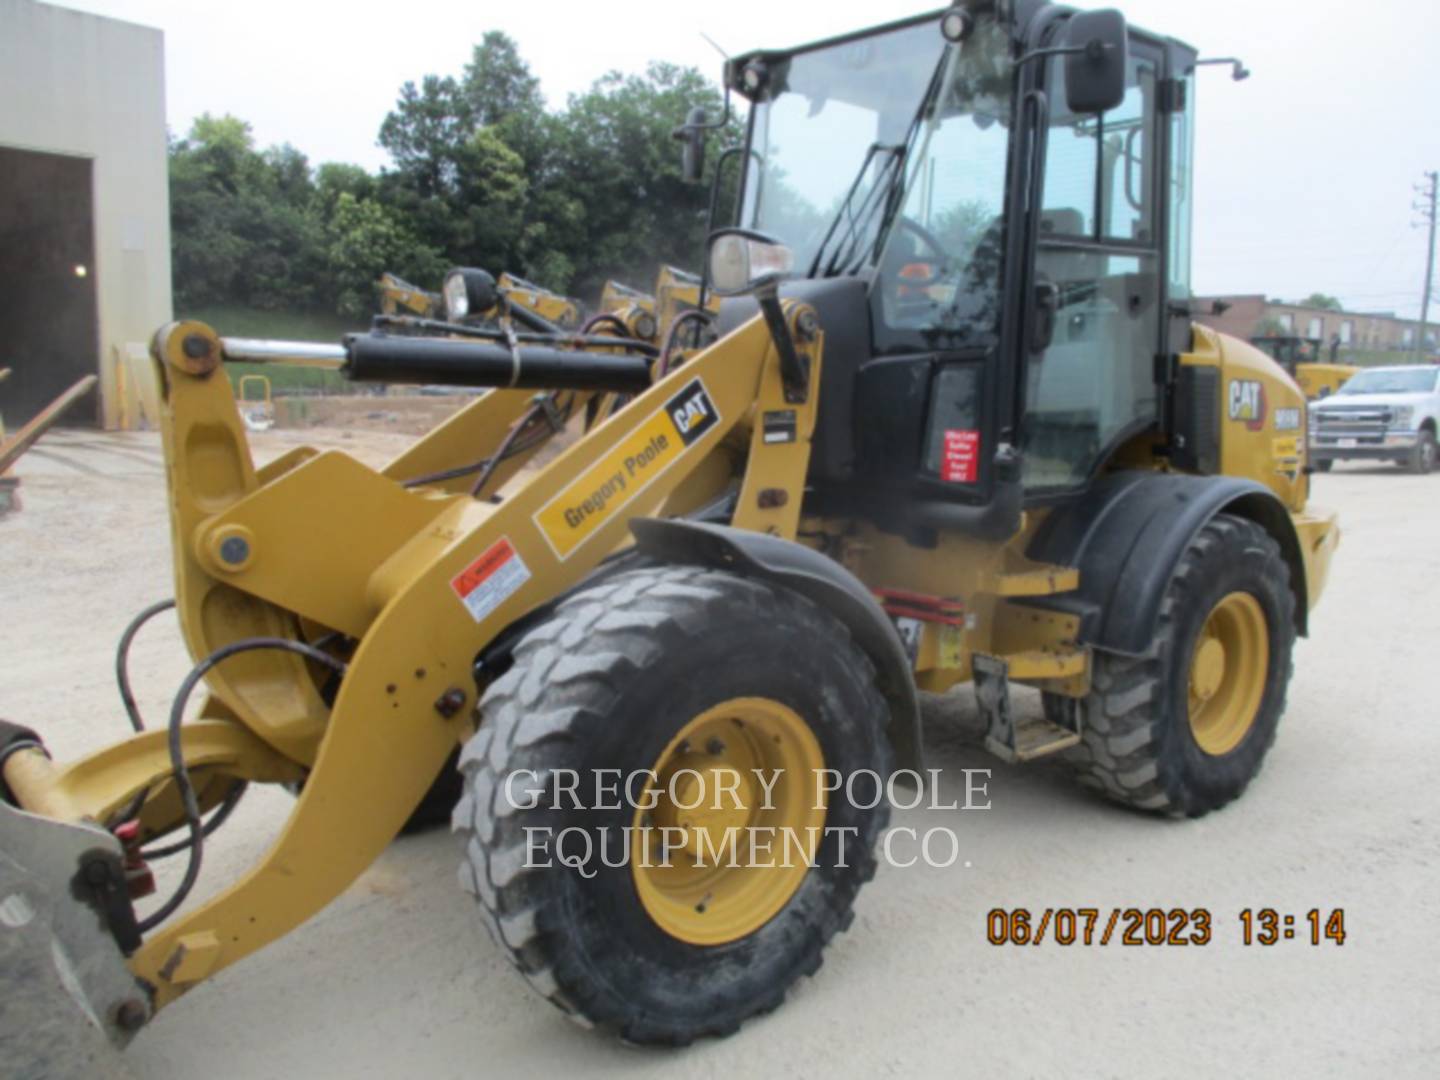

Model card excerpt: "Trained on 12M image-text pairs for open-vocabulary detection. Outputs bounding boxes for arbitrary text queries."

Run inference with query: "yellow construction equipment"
[3,3,1338,1063]
[1250,334,1358,399]
[378,269,583,329]
[377,271,441,318]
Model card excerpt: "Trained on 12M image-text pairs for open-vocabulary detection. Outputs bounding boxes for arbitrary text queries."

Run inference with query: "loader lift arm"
[2,298,836,1020]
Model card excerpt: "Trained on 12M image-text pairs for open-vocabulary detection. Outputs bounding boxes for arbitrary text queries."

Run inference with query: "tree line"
[170,32,735,319]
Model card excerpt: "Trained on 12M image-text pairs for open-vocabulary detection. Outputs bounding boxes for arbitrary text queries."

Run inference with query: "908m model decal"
[533,378,720,559]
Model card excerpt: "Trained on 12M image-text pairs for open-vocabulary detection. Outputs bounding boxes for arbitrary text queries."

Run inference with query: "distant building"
[1193,295,1434,355]
[0,0,171,430]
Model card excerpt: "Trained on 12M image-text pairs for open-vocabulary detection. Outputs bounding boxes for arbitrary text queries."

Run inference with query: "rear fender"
[1026,471,1309,655]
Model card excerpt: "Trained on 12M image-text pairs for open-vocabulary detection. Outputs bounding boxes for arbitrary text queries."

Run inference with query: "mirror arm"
[1015,39,1115,70]
[1190,57,1250,81]
[671,85,735,140]
[698,145,753,312]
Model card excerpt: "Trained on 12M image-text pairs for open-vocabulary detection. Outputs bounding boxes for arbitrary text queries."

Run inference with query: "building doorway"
[0,146,100,428]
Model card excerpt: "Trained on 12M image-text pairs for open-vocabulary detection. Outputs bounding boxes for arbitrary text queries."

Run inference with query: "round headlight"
[741,61,768,95]
[940,8,973,43]
[630,310,658,341]
[442,267,498,322]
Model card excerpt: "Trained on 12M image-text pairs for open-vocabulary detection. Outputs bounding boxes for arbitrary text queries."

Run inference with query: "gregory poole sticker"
[533,377,720,559]
[452,536,531,623]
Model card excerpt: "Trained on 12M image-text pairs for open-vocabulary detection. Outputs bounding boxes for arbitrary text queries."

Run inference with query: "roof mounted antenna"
[1192,57,1250,81]
[699,31,730,60]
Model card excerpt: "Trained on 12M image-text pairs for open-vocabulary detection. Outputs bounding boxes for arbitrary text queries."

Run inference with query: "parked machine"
[378,269,583,329]
[1250,334,1356,399]
[1,2,1339,1066]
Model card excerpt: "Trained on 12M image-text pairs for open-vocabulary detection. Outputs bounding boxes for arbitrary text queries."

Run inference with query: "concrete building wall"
[0,0,171,428]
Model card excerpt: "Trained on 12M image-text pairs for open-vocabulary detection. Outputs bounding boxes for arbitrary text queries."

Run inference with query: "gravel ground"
[2,429,1437,1078]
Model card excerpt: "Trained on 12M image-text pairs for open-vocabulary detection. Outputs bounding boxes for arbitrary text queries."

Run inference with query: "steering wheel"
[891,217,951,286]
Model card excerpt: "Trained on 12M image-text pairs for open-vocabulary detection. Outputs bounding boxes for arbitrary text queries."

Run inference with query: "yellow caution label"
[534,377,718,559]
[1273,435,1301,459]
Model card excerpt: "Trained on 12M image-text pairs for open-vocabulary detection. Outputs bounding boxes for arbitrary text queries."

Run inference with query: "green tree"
[550,62,734,296]
[315,162,375,217]
[170,114,325,310]
[378,75,470,199]
[170,36,743,321]
[461,31,544,129]
[1296,293,1342,310]
[325,193,447,318]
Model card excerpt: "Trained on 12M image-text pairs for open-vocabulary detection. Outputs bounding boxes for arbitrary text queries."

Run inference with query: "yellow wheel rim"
[631,697,826,946]
[1187,591,1269,756]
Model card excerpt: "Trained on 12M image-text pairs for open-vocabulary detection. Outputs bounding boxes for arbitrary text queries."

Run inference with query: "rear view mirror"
[1064,10,1128,114]
[673,106,709,183]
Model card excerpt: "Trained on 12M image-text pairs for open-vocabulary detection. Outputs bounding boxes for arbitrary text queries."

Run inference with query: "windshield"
[739,20,957,276]
[739,12,1014,349]
[1334,368,1439,395]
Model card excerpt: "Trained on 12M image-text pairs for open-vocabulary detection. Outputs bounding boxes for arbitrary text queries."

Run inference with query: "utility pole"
[1415,171,1438,361]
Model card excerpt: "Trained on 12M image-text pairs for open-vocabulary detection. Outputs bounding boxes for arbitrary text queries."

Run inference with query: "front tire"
[1056,514,1296,817]
[1408,428,1436,474]
[452,565,893,1044]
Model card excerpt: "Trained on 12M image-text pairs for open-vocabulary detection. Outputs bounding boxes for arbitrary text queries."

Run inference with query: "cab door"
[1022,39,1166,492]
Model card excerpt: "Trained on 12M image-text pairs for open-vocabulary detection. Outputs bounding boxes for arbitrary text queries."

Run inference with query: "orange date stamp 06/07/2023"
[985,908,1347,947]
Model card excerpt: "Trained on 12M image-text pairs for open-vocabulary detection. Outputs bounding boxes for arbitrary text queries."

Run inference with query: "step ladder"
[973,651,1086,763]
[973,560,1088,763]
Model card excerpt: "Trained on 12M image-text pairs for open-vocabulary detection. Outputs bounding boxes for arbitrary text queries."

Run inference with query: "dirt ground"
[3,428,1437,1078]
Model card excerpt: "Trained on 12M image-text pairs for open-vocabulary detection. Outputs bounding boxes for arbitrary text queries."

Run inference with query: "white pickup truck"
[1309,365,1440,474]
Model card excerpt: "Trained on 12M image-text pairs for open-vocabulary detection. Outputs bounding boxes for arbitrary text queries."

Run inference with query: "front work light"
[706,229,794,297]
[443,267,498,322]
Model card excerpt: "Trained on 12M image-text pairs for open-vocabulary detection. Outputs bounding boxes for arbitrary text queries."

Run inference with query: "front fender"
[629,518,923,772]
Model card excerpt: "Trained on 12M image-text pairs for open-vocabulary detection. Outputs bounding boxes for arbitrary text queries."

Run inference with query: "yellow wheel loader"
[1250,334,1357,400]
[2,2,1340,1062]
[378,268,583,328]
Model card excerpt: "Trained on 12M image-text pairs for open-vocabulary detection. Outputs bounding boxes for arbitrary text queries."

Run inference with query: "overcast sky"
[62,0,1440,318]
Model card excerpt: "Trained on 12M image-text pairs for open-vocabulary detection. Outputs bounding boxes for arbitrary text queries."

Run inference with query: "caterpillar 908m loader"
[1,2,1339,1064]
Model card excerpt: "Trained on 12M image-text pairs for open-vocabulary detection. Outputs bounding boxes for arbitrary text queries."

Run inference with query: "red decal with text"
[451,536,531,623]
[941,429,980,483]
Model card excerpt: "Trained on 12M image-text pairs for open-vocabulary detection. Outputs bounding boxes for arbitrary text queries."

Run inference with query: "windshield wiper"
[807,142,906,278]
[807,50,952,280]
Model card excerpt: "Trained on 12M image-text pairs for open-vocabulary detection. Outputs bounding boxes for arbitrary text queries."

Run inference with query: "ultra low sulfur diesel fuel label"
[451,536,532,623]
[534,377,719,559]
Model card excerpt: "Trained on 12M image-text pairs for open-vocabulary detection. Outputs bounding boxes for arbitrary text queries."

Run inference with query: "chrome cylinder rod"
[219,338,347,369]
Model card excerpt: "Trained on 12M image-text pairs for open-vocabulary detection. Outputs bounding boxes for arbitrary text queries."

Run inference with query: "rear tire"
[1310,457,1332,473]
[1053,514,1296,817]
[452,565,893,1044]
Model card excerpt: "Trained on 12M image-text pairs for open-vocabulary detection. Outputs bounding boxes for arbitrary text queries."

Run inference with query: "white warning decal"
[451,536,531,624]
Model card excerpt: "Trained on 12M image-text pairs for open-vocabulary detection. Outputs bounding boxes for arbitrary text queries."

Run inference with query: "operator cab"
[702,3,1202,536]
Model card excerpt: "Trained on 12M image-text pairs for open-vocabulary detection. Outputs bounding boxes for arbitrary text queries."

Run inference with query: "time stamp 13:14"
[985,907,1347,946]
